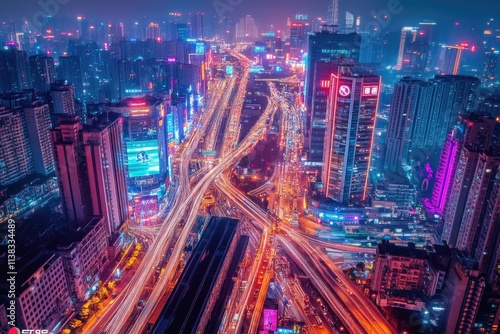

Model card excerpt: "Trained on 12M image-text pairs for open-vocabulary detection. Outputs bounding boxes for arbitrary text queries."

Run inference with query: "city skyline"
[1,0,498,34]
[1,0,500,333]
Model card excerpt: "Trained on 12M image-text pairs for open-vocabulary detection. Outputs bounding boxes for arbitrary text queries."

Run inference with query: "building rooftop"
[377,241,428,259]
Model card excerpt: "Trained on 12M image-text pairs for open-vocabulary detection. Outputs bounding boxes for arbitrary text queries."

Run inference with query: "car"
[254,289,259,296]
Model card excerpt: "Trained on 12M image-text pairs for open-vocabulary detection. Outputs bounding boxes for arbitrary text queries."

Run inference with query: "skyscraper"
[305,29,361,143]
[0,105,34,186]
[383,75,479,173]
[147,22,161,40]
[235,15,258,41]
[189,12,204,40]
[322,66,381,205]
[29,54,55,92]
[396,22,435,74]
[24,102,54,175]
[51,116,91,224]
[0,46,31,93]
[51,81,76,115]
[309,61,339,163]
[58,55,84,100]
[382,77,430,173]
[441,114,497,247]
[82,113,129,238]
[327,0,339,27]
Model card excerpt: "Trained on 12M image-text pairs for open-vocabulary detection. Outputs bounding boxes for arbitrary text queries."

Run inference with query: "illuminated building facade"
[304,29,360,139]
[383,75,479,174]
[322,66,380,205]
[56,216,109,302]
[441,114,497,247]
[104,96,169,223]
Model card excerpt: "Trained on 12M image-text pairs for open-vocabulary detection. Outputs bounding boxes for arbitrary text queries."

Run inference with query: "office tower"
[382,77,430,173]
[82,113,129,238]
[0,46,31,93]
[175,23,189,42]
[77,16,90,42]
[58,55,84,100]
[152,217,241,334]
[441,114,497,247]
[0,106,34,186]
[327,0,339,27]
[304,29,361,138]
[396,23,435,73]
[107,23,125,44]
[322,66,381,205]
[189,12,204,40]
[415,75,478,149]
[309,61,339,162]
[147,22,161,40]
[235,15,258,41]
[289,20,308,60]
[51,116,91,224]
[29,54,55,92]
[51,81,76,115]
[24,103,54,175]
[4,251,71,330]
[442,254,485,334]
[104,97,169,223]
[482,49,499,84]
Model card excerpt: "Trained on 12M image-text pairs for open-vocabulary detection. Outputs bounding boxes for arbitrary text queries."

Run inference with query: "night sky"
[1,0,498,33]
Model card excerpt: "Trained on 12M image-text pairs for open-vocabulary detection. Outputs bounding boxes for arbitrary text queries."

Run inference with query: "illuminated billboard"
[261,309,278,331]
[226,65,234,75]
[126,140,160,178]
[133,195,158,224]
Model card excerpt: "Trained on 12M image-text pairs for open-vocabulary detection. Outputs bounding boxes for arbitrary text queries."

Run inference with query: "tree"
[98,286,109,299]
[79,307,91,319]
[69,319,83,330]
[61,328,72,334]
[107,280,116,290]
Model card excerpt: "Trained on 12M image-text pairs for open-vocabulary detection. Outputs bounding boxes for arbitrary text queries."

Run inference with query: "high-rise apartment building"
[396,22,435,74]
[147,22,161,40]
[382,75,479,173]
[51,115,91,224]
[24,102,54,175]
[309,61,339,163]
[235,15,258,41]
[51,81,76,115]
[7,252,71,330]
[29,54,55,92]
[0,105,34,186]
[305,29,361,140]
[327,0,339,27]
[82,113,129,238]
[58,55,84,100]
[0,46,31,93]
[441,114,498,247]
[322,66,380,205]
[189,12,204,40]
